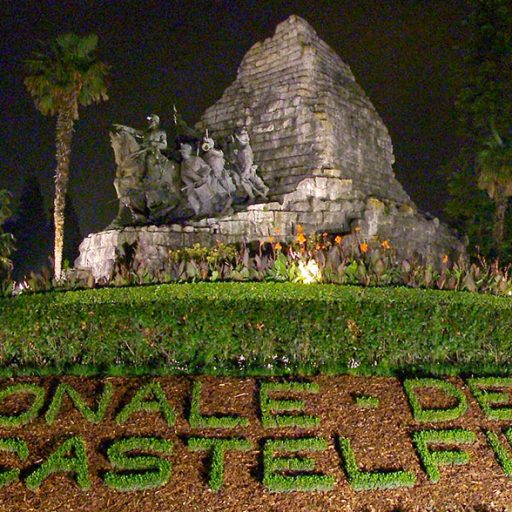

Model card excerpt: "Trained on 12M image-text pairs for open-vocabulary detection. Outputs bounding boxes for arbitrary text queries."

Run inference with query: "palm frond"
[24,32,109,116]
[477,134,512,198]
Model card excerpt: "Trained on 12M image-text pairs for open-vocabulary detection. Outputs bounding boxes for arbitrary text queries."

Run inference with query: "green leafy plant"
[115,382,175,426]
[411,429,476,483]
[18,226,512,295]
[354,395,380,409]
[0,438,29,489]
[103,437,172,491]
[467,377,512,420]
[26,436,91,490]
[260,381,320,428]
[2,283,512,378]
[403,378,467,422]
[0,383,45,427]
[187,437,252,491]
[189,381,248,429]
[338,436,416,490]
[45,382,113,425]
[262,437,335,492]
[486,428,512,476]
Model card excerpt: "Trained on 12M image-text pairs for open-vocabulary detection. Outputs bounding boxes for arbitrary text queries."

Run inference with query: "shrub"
[0,383,45,427]
[411,429,476,483]
[403,378,468,422]
[262,437,335,492]
[103,437,172,491]
[25,436,90,490]
[45,382,113,425]
[354,395,380,409]
[338,436,416,490]
[115,382,175,426]
[187,437,252,491]
[1,283,512,377]
[38,233,512,296]
[0,438,29,489]
[485,428,512,476]
[188,381,248,429]
[467,377,512,420]
[260,381,320,429]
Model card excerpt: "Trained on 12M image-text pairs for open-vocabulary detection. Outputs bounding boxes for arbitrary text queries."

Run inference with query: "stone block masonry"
[198,15,409,205]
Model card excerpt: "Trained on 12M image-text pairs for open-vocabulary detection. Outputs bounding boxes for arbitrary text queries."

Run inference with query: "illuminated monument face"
[75,15,465,281]
[200,15,410,210]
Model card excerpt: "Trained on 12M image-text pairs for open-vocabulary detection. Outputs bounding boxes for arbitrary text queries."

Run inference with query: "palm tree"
[24,33,109,280]
[477,125,512,255]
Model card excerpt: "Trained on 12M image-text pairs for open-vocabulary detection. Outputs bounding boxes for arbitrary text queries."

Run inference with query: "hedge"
[103,437,172,491]
[260,381,320,429]
[338,436,416,490]
[411,429,476,483]
[25,436,91,490]
[403,378,468,422]
[262,437,335,492]
[187,437,252,491]
[0,282,511,377]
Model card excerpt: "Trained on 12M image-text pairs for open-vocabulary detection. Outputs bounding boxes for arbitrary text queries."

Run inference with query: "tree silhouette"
[9,175,50,281]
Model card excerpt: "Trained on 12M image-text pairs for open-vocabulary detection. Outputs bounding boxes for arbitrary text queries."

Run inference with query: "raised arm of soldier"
[112,123,143,139]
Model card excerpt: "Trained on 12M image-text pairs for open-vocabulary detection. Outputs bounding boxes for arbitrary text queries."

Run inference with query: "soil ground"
[0,376,511,512]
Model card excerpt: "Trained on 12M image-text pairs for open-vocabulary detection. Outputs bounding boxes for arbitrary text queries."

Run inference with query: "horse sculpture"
[107,116,269,228]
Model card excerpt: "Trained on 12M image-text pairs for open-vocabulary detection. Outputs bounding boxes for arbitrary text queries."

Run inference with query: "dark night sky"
[0,0,470,237]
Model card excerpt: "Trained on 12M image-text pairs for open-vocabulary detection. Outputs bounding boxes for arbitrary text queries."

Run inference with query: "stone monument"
[75,15,465,281]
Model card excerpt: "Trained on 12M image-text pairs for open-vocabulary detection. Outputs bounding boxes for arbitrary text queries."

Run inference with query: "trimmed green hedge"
[467,378,512,420]
[354,395,380,409]
[260,381,320,429]
[403,378,468,422]
[486,428,512,476]
[26,436,91,490]
[262,437,335,492]
[338,436,416,490]
[0,282,511,377]
[0,439,29,488]
[103,437,172,491]
[189,381,249,429]
[411,429,476,483]
[0,384,46,427]
[188,437,252,491]
[115,382,175,426]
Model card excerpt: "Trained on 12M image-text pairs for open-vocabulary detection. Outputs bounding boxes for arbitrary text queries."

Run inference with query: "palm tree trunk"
[53,101,76,281]
[492,190,508,257]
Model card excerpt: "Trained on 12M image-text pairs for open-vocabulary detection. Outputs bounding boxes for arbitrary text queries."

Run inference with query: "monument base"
[75,175,465,281]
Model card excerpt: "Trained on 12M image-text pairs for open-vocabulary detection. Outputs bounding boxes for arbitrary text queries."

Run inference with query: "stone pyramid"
[199,15,411,206]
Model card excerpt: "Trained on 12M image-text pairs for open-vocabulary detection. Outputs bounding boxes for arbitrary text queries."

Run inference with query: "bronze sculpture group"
[109,115,269,228]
